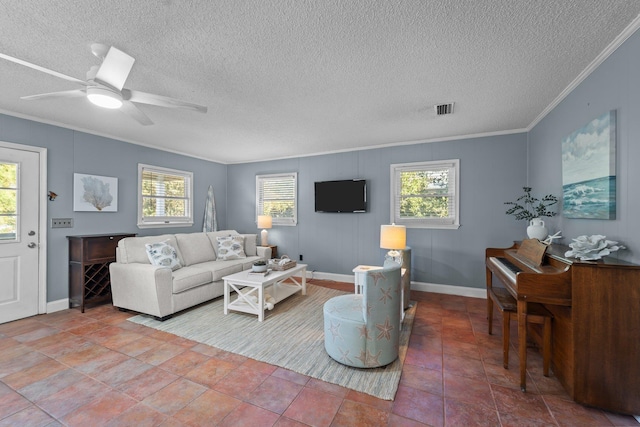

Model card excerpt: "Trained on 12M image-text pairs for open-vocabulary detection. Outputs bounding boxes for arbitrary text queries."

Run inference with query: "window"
[256,172,297,226]
[390,159,460,229]
[0,162,18,241]
[138,164,193,228]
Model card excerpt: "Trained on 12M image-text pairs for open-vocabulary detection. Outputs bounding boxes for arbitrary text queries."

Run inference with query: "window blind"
[391,159,460,229]
[138,164,193,227]
[256,172,297,226]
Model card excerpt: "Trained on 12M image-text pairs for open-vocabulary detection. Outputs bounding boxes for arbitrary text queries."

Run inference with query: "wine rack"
[68,233,135,312]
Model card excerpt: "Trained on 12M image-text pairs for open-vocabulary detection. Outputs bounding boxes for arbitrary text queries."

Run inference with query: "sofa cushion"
[172,267,213,293]
[119,235,183,265]
[145,241,182,271]
[240,234,257,257]
[175,232,216,266]
[196,260,244,282]
[216,235,246,260]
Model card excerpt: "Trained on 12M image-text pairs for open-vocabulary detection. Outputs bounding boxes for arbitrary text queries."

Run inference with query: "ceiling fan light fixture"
[87,87,122,109]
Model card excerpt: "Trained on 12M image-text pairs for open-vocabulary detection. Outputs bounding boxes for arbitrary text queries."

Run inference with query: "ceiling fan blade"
[93,46,135,91]
[123,89,208,113]
[120,100,153,125]
[0,53,87,86]
[21,89,86,101]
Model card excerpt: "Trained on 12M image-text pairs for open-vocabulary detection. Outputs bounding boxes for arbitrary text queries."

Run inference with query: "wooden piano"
[486,241,640,415]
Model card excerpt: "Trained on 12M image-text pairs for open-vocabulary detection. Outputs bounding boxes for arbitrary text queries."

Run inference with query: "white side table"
[352,265,382,294]
[352,264,407,322]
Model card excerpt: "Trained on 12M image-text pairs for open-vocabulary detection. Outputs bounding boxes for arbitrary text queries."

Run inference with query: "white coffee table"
[223,263,307,321]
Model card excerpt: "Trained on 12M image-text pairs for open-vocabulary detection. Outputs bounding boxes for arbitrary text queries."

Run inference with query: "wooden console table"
[68,233,135,312]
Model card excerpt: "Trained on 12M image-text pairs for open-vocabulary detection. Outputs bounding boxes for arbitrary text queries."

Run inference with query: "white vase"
[526,218,548,241]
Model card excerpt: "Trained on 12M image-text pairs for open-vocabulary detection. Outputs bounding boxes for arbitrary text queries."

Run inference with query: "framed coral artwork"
[73,173,118,212]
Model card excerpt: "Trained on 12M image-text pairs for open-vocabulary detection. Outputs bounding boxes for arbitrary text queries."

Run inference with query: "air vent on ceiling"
[434,103,454,116]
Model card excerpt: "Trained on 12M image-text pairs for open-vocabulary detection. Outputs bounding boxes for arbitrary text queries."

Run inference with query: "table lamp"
[380,223,406,264]
[257,215,272,246]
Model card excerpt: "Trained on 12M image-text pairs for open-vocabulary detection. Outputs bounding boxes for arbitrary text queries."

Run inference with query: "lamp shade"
[257,215,272,229]
[380,224,406,250]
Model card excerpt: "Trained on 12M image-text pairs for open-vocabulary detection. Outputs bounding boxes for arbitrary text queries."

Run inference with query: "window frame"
[256,172,297,226]
[137,163,194,229]
[390,159,460,229]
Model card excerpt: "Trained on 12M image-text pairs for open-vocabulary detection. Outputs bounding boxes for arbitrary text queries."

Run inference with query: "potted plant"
[252,260,268,273]
[505,187,558,240]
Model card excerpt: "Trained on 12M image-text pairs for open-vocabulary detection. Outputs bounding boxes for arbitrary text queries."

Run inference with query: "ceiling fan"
[0,43,207,125]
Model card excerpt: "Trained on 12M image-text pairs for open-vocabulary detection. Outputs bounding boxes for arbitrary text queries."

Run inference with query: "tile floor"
[0,279,638,427]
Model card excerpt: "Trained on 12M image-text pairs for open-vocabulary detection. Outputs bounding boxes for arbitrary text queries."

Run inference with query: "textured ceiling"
[1,1,639,164]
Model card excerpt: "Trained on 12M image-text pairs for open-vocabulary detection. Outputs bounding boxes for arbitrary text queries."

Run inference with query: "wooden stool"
[488,287,553,377]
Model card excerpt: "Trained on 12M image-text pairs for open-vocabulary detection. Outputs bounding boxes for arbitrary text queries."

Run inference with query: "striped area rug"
[128,284,416,400]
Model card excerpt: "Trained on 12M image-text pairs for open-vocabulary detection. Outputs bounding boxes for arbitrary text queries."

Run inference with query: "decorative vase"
[252,264,267,273]
[526,218,548,241]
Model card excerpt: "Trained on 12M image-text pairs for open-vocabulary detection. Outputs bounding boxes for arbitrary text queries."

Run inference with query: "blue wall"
[227,133,528,288]
[3,27,639,304]
[528,30,640,264]
[0,115,228,301]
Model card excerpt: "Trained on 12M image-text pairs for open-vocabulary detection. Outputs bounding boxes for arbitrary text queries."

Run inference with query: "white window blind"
[256,172,297,226]
[138,163,193,228]
[390,159,460,229]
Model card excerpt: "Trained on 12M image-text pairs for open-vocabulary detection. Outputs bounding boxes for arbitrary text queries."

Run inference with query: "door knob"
[28,242,37,248]
[28,230,36,236]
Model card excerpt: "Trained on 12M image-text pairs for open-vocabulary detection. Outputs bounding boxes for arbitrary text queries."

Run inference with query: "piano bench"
[488,287,553,377]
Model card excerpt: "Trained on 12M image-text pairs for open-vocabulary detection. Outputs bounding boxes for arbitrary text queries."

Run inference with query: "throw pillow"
[217,235,246,260]
[145,241,182,270]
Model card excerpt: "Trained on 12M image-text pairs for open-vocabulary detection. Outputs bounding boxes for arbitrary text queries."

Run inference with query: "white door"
[0,147,40,324]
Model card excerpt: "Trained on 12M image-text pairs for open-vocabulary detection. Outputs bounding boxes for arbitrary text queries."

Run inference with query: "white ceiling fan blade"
[21,89,86,101]
[0,53,87,86]
[93,46,135,91]
[123,89,208,113]
[120,100,153,126]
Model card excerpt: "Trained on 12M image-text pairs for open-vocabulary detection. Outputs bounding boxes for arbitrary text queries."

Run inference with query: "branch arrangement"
[505,187,558,222]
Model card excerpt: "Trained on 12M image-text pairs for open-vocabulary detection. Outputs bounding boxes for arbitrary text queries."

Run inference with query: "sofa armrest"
[256,246,272,259]
[109,262,174,318]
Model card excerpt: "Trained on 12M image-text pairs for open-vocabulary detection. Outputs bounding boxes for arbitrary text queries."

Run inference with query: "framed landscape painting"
[73,173,118,212]
[561,110,616,219]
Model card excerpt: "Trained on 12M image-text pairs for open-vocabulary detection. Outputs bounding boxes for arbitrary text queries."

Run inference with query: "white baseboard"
[410,281,486,299]
[46,299,69,313]
[309,271,356,283]
[308,271,486,299]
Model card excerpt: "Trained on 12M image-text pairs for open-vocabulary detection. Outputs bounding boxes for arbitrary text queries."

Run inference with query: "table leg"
[518,299,528,392]
[301,267,307,295]
[258,284,264,322]
[354,271,363,294]
[224,281,229,315]
[400,285,405,324]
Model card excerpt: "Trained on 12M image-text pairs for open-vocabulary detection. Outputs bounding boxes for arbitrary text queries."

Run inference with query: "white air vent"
[434,103,454,115]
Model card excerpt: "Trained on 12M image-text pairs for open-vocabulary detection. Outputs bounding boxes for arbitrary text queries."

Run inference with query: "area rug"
[128,284,416,400]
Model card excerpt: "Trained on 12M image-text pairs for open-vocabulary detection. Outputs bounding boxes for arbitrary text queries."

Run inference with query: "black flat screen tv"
[314,179,367,213]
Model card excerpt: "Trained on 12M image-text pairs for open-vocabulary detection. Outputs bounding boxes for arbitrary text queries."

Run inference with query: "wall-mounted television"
[314,179,367,213]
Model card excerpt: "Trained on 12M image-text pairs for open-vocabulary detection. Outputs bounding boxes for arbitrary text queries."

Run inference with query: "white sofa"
[109,230,271,320]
